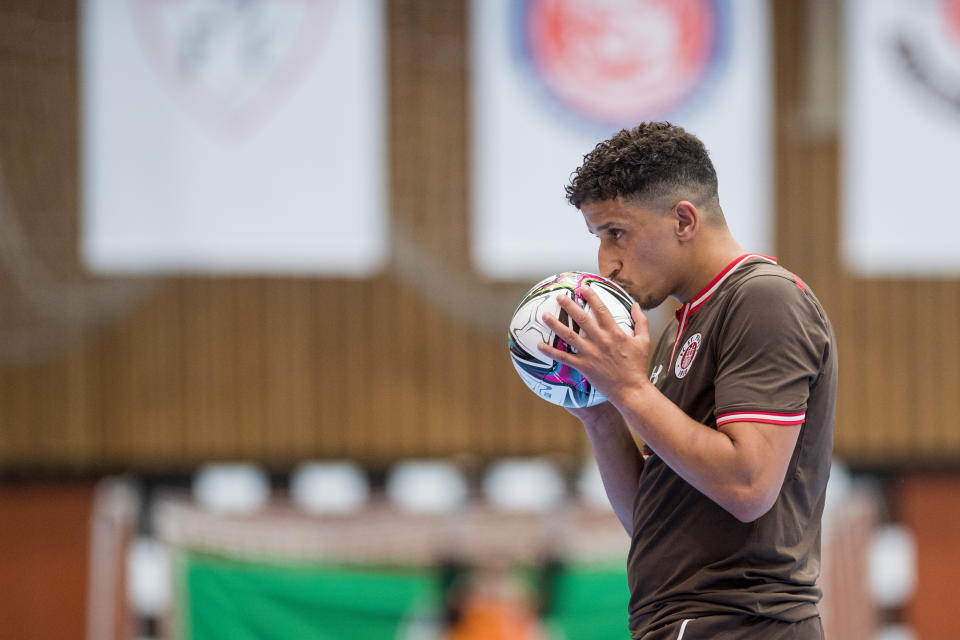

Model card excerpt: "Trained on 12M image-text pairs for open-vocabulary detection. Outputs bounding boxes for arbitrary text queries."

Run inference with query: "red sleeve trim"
[715,411,806,426]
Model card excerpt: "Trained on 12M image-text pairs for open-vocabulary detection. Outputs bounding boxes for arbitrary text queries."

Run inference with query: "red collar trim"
[675,254,777,320]
[669,254,777,366]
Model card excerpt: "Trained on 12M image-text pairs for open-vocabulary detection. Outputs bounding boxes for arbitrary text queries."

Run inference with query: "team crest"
[675,332,702,379]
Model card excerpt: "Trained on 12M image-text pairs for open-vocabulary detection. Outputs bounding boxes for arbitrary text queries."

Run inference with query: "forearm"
[579,408,644,535]
[613,384,783,523]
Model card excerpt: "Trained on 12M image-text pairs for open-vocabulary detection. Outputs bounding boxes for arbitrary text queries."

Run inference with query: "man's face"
[580,197,680,310]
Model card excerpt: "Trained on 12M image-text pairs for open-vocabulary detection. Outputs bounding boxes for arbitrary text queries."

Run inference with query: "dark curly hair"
[565,122,720,212]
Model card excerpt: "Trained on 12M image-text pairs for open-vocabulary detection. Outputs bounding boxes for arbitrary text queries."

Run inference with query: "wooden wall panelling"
[180,280,228,462]
[882,281,914,458]
[912,281,942,460]
[938,283,960,459]
[3,0,960,470]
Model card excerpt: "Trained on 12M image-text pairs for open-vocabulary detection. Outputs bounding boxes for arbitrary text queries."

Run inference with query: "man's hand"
[537,285,651,408]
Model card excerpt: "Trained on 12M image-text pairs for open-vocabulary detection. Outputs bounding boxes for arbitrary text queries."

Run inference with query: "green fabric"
[180,554,441,640]
[541,564,630,640]
[180,554,629,640]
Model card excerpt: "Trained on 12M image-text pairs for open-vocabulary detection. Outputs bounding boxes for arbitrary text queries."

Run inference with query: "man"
[537,122,836,639]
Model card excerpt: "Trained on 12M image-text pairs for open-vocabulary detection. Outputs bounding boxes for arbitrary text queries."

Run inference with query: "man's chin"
[637,293,667,311]
[616,282,665,311]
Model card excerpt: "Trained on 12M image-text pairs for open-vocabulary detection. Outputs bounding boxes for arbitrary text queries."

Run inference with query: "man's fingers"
[579,285,617,330]
[542,310,582,350]
[536,335,575,364]
[555,292,598,334]
[631,302,647,337]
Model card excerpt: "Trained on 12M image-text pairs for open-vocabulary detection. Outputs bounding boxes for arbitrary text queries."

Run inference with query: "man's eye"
[610,230,623,239]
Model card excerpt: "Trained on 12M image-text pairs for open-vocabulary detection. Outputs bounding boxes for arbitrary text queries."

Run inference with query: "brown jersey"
[627,255,837,635]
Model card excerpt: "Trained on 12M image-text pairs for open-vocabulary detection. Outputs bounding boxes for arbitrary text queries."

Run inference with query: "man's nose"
[598,247,621,280]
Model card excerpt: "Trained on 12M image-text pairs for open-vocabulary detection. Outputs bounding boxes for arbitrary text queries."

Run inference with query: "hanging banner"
[470,0,772,279]
[843,0,960,275]
[81,0,386,275]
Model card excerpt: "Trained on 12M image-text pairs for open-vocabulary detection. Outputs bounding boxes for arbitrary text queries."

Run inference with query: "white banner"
[470,0,772,280]
[843,0,960,275]
[82,0,386,275]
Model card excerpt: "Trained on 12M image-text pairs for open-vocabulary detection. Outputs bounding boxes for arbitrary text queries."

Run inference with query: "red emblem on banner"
[945,0,960,49]
[519,0,726,126]
[130,0,335,139]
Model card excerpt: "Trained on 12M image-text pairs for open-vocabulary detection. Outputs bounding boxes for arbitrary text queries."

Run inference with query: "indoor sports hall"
[1,1,958,639]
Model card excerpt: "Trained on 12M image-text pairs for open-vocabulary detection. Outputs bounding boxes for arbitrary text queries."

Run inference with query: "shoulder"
[727,265,818,315]
[736,263,804,294]
[721,266,833,344]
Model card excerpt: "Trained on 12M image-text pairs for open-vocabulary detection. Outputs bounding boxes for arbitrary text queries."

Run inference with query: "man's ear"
[673,201,699,241]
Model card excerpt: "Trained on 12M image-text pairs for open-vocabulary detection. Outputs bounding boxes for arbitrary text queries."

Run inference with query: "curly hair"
[565,122,719,210]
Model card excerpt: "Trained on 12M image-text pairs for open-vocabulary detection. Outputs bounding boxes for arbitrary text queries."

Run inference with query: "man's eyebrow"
[593,222,616,233]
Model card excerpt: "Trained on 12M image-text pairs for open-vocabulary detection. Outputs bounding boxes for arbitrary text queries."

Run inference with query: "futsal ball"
[508,272,634,408]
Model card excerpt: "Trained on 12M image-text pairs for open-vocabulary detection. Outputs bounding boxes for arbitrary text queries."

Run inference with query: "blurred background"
[1,0,959,638]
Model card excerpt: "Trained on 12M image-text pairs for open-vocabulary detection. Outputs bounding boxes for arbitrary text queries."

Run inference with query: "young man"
[537,123,836,639]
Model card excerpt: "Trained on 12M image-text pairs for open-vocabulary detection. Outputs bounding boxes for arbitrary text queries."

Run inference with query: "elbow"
[728,502,772,524]
[723,488,778,524]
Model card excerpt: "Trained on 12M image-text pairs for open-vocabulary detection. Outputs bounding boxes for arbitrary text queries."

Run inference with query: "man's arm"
[569,403,643,534]
[614,391,799,523]
[540,287,799,523]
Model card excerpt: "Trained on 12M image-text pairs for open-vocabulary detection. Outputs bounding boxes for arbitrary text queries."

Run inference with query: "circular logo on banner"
[513,0,729,131]
[675,332,702,379]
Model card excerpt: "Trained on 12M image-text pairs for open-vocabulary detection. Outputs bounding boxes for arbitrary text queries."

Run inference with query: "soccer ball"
[508,272,635,408]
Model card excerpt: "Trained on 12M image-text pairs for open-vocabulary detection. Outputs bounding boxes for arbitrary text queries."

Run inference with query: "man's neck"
[675,233,745,304]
